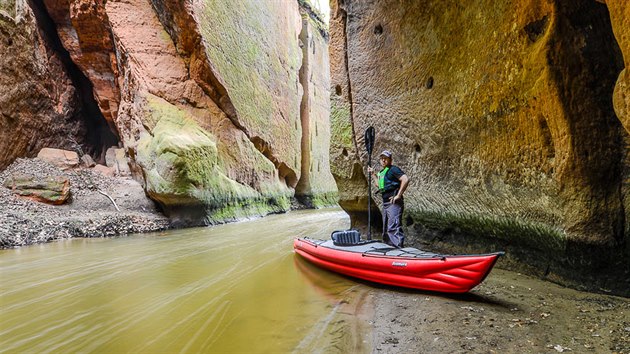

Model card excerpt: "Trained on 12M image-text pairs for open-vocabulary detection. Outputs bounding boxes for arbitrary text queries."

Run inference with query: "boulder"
[105,147,130,176]
[3,174,70,205]
[36,148,79,170]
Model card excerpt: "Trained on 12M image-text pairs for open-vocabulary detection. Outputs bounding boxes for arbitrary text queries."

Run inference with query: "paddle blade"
[365,126,375,155]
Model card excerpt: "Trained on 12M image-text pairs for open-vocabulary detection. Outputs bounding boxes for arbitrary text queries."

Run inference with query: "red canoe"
[294,237,503,293]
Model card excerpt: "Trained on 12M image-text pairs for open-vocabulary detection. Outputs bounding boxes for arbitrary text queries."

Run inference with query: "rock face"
[1,0,337,225]
[295,5,339,207]
[330,0,629,295]
[607,0,630,147]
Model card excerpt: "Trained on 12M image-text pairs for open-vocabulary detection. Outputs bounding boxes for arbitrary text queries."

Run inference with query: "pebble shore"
[0,158,170,248]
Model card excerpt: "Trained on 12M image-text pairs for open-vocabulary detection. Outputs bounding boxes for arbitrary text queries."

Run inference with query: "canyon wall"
[330,0,629,295]
[0,0,337,225]
[295,5,339,207]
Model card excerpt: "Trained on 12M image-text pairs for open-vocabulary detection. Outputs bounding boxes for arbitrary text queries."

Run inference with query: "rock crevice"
[31,0,120,162]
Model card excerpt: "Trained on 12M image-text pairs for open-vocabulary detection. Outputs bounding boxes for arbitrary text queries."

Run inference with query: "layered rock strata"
[330,0,629,295]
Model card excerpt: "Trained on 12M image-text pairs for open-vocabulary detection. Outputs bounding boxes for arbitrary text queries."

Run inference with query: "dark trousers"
[382,201,404,247]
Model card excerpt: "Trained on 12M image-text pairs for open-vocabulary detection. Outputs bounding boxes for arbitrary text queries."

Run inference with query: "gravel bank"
[0,158,170,248]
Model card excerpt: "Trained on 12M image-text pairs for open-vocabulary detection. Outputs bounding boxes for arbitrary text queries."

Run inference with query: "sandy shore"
[368,269,629,353]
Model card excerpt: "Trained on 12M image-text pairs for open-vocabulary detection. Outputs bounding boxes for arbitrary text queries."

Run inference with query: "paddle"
[364,126,375,240]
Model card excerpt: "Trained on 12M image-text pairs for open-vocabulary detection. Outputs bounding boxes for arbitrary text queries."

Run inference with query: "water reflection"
[0,209,369,353]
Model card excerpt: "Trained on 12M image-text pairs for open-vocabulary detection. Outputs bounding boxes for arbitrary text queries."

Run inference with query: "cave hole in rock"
[342,148,348,157]
[335,84,342,96]
[28,0,120,164]
[524,15,549,43]
[374,24,383,35]
[413,143,421,158]
[425,76,434,89]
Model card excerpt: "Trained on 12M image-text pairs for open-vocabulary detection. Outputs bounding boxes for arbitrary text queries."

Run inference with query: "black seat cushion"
[331,229,362,246]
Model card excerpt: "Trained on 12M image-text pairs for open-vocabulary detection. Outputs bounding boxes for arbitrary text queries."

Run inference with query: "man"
[369,150,409,248]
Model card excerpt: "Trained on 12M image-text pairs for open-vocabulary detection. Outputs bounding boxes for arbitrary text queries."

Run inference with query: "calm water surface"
[0,209,368,353]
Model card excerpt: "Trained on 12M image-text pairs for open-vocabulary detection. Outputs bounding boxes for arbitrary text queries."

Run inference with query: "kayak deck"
[294,237,503,293]
[302,238,443,257]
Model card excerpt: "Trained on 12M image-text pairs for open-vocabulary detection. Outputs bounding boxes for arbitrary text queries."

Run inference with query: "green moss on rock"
[296,191,339,209]
[136,94,291,224]
[196,0,301,142]
[0,2,16,17]
[407,209,567,253]
[330,100,353,148]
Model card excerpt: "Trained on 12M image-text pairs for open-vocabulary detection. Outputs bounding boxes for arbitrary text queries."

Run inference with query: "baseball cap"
[379,150,392,158]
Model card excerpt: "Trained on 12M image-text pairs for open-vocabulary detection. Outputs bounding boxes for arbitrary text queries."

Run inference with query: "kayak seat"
[331,229,362,246]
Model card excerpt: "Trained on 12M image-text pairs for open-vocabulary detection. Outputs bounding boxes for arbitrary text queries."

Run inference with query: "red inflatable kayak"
[294,237,503,293]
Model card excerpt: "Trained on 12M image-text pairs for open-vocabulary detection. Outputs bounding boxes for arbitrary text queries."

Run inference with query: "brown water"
[0,209,371,353]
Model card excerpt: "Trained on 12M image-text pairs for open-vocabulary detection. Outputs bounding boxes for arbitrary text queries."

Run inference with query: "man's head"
[379,150,392,166]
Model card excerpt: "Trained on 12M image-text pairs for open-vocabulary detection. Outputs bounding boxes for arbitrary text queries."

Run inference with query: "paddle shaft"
[364,126,375,240]
[367,152,372,240]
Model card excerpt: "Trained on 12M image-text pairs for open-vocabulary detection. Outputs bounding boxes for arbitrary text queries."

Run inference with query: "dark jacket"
[378,165,404,202]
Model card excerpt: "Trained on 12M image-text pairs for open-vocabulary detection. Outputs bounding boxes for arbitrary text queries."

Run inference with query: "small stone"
[81,154,96,168]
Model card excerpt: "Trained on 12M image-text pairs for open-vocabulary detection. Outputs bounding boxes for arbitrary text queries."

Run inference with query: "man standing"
[369,150,409,248]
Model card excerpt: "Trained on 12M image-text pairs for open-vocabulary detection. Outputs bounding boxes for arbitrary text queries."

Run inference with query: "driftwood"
[97,190,120,212]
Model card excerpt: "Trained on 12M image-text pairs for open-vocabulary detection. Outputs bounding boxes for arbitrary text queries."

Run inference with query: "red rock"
[42,0,120,131]
[36,148,79,170]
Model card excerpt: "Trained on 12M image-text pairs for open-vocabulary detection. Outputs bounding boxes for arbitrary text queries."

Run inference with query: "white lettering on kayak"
[392,261,407,267]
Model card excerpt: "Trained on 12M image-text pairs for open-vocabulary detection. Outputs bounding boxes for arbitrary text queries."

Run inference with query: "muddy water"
[0,209,371,353]
[2,208,628,353]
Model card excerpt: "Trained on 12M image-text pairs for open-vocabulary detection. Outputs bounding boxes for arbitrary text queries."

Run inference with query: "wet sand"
[368,269,629,353]
[289,235,629,353]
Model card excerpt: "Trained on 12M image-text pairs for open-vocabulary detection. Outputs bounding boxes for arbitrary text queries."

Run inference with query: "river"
[2,208,628,353]
[0,209,371,353]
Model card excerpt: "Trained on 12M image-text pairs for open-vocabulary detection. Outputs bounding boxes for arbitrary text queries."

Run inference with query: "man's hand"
[390,195,401,204]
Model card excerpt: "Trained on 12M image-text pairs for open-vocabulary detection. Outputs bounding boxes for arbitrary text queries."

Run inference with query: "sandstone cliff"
[1,0,337,225]
[330,0,629,295]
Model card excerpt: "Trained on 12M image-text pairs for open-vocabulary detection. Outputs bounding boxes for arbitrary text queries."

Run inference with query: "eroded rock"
[0,2,92,170]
